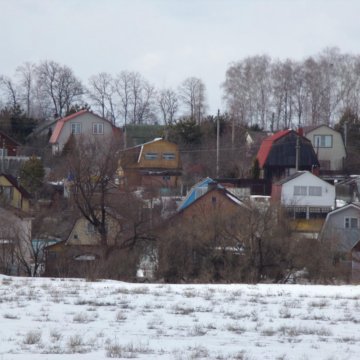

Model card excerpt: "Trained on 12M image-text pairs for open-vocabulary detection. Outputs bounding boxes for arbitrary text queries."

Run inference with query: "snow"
[1,276,360,359]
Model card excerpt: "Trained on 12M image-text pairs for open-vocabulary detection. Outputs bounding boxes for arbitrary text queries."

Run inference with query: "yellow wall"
[0,176,29,212]
[137,140,181,169]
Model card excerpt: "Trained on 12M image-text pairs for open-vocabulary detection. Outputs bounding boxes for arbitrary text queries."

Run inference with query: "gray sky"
[1,0,360,115]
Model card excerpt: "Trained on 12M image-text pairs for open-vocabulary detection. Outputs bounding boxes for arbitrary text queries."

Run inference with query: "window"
[87,222,96,234]
[0,186,13,200]
[162,152,175,160]
[93,123,104,134]
[71,123,81,134]
[0,149,8,156]
[345,217,358,229]
[309,186,322,196]
[294,186,307,196]
[314,135,332,148]
[144,152,158,160]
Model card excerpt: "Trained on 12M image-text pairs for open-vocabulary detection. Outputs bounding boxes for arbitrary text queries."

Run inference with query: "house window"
[309,186,322,196]
[162,152,175,160]
[87,222,96,234]
[294,186,307,196]
[93,123,104,134]
[345,217,358,229]
[144,152,158,160]
[314,135,332,148]
[0,149,8,156]
[0,186,13,201]
[71,123,81,134]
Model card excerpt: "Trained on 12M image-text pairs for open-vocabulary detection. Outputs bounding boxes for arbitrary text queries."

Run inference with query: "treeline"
[0,61,206,127]
[223,47,360,130]
[1,47,360,137]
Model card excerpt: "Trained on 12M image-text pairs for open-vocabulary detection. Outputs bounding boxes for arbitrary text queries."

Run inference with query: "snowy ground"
[0,276,360,359]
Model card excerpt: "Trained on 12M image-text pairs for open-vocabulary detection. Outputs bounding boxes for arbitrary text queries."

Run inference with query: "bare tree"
[0,75,19,110]
[158,88,178,125]
[87,72,116,123]
[36,60,83,117]
[178,77,207,124]
[16,62,36,118]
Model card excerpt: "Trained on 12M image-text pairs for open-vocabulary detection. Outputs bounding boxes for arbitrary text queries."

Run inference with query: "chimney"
[297,127,303,137]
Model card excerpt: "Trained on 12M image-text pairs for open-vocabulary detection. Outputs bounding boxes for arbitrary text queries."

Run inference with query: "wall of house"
[67,217,119,246]
[57,113,115,152]
[0,176,29,211]
[281,172,335,208]
[306,126,346,171]
[137,140,181,169]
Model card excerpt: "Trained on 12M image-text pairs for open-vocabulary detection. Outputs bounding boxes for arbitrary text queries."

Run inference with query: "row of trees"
[223,47,360,130]
[0,61,207,125]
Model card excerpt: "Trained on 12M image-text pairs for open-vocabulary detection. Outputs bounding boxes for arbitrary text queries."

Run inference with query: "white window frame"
[162,152,176,160]
[294,186,307,196]
[93,123,104,134]
[309,186,322,196]
[314,135,333,148]
[345,217,358,229]
[71,123,81,134]
[144,152,158,160]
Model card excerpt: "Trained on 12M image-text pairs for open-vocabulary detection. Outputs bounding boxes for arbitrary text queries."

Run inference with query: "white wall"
[281,171,335,208]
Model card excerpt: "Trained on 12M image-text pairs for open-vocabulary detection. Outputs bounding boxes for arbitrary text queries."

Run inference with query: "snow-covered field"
[1,276,360,359]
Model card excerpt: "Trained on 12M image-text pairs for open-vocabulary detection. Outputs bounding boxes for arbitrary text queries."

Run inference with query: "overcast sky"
[1,0,360,115]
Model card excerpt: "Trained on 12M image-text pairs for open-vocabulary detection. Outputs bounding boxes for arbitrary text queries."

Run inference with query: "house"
[303,125,346,172]
[272,171,335,238]
[44,213,125,278]
[256,129,320,181]
[0,207,32,275]
[319,203,360,281]
[119,138,182,191]
[49,110,121,154]
[0,130,20,156]
[335,176,360,205]
[157,183,248,281]
[0,173,30,212]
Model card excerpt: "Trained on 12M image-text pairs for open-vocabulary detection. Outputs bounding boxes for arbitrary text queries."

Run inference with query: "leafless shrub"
[67,334,85,353]
[105,341,152,358]
[73,312,90,323]
[188,345,209,358]
[226,323,246,334]
[172,304,195,315]
[3,313,20,320]
[115,311,127,322]
[188,324,207,336]
[261,327,276,336]
[23,330,42,345]
[50,329,62,342]
[308,300,329,309]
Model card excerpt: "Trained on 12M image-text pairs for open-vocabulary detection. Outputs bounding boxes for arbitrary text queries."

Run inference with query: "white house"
[49,110,121,154]
[303,125,346,171]
[272,171,335,219]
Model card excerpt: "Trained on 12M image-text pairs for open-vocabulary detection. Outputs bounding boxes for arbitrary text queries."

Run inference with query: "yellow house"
[0,174,30,212]
[119,138,182,189]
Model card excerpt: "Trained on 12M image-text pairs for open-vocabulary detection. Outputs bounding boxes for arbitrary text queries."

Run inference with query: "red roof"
[256,130,291,167]
[49,110,118,144]
[49,110,88,144]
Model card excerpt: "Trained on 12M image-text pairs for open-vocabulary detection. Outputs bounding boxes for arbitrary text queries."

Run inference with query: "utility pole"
[216,109,220,178]
[295,135,300,171]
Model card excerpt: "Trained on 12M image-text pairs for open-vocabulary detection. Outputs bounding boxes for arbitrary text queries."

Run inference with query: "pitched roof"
[0,173,31,199]
[256,130,292,167]
[275,171,308,185]
[49,110,118,144]
[0,130,21,146]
